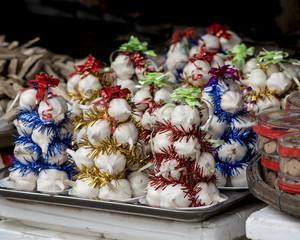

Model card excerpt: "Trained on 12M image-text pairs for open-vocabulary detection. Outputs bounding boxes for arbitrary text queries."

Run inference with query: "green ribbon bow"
[226,43,255,70]
[119,36,156,56]
[169,87,202,109]
[139,72,173,87]
[257,48,300,89]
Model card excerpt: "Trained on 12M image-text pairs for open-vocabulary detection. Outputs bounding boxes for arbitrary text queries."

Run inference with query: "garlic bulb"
[189,45,200,58]
[173,136,201,160]
[72,178,100,198]
[219,30,242,52]
[220,90,244,114]
[156,159,184,181]
[201,34,219,52]
[67,147,95,169]
[37,169,69,192]
[141,108,157,130]
[154,87,172,102]
[68,99,82,118]
[31,126,55,155]
[133,88,152,111]
[183,60,211,87]
[146,184,161,206]
[217,141,248,162]
[160,184,191,208]
[78,74,101,99]
[94,150,126,175]
[267,72,292,94]
[67,74,81,94]
[108,98,132,123]
[19,88,37,111]
[246,68,268,92]
[256,95,281,113]
[230,167,247,187]
[153,131,173,154]
[8,171,38,191]
[242,58,258,74]
[86,119,111,147]
[111,54,135,80]
[98,179,132,200]
[266,63,280,77]
[165,50,189,74]
[155,103,176,124]
[195,152,216,177]
[14,119,33,136]
[115,79,137,94]
[38,95,68,123]
[127,171,148,197]
[46,151,68,165]
[75,126,87,145]
[205,115,227,139]
[113,121,138,148]
[194,182,226,205]
[171,105,201,132]
[210,54,225,68]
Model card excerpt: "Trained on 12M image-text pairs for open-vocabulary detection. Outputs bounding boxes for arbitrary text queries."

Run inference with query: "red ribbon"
[101,85,131,102]
[171,27,196,43]
[278,144,300,158]
[120,51,146,72]
[261,155,279,172]
[278,179,300,194]
[69,54,106,78]
[207,23,232,40]
[190,48,217,63]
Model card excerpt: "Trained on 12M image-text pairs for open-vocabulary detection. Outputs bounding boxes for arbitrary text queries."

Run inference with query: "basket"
[247,154,300,218]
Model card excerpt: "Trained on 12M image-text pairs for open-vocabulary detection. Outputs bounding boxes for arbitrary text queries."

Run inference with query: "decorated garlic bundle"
[71,84,150,200]
[9,73,76,192]
[203,65,256,187]
[111,36,157,82]
[146,87,226,208]
[241,49,300,116]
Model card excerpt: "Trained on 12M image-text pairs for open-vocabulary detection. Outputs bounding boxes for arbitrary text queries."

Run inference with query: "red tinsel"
[171,27,196,43]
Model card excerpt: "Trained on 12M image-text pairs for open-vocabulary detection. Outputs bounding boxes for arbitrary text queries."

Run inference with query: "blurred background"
[0,0,299,61]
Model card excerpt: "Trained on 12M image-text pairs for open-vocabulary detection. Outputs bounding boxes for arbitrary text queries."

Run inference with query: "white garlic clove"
[266,63,280,77]
[256,95,281,113]
[98,179,132,200]
[67,74,81,94]
[205,115,227,139]
[86,119,111,147]
[19,88,37,111]
[201,34,219,52]
[37,169,69,192]
[67,147,95,169]
[108,98,132,123]
[133,88,153,111]
[38,95,68,123]
[111,54,135,80]
[183,60,211,87]
[47,151,68,165]
[220,90,244,114]
[146,184,161,206]
[127,171,149,197]
[246,68,268,92]
[189,45,200,58]
[267,72,292,94]
[195,152,216,177]
[8,170,38,191]
[230,167,248,187]
[78,74,101,99]
[217,141,248,163]
[156,159,184,181]
[173,136,201,160]
[75,126,87,145]
[171,105,201,132]
[160,184,191,208]
[153,131,173,154]
[113,122,138,148]
[194,182,225,205]
[68,99,82,118]
[72,178,100,198]
[94,150,126,175]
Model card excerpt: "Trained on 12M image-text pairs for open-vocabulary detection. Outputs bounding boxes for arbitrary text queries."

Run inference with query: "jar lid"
[285,92,300,110]
[278,132,300,157]
[253,109,300,139]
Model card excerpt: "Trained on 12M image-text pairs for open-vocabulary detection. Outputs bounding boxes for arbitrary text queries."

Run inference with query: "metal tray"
[0,168,254,222]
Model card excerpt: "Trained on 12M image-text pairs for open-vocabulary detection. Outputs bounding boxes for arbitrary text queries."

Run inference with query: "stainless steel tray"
[0,168,254,222]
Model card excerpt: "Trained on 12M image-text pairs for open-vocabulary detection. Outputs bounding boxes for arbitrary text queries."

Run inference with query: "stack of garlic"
[9,73,75,192]
[241,49,300,114]
[203,65,256,187]
[111,35,159,94]
[66,54,115,146]
[146,86,226,208]
[69,85,149,200]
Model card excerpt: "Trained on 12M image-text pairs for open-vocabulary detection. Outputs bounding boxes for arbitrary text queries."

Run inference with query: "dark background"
[1,0,299,61]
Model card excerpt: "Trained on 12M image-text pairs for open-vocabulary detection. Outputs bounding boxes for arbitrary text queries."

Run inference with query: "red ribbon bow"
[69,54,106,78]
[207,23,232,40]
[27,73,59,104]
[189,48,217,63]
[171,27,196,43]
[101,85,131,103]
